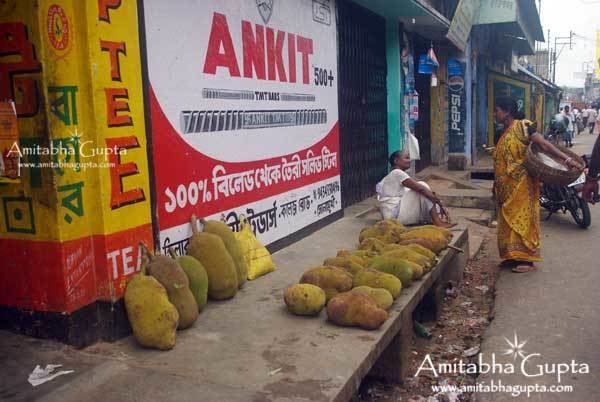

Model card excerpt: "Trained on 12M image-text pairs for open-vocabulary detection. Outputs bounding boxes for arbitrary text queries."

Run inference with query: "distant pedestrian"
[562,105,574,147]
[593,107,600,136]
[582,107,589,130]
[589,107,598,134]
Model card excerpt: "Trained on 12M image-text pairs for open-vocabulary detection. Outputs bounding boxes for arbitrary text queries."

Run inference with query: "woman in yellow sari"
[493,97,582,273]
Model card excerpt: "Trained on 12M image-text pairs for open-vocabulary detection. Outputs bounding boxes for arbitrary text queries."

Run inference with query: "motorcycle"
[539,170,591,229]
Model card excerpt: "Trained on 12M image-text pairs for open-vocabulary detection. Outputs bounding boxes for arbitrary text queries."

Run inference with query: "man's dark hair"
[495,97,519,118]
[564,105,570,112]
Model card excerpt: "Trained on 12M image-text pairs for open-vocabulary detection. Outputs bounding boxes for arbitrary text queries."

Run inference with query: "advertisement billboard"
[142,0,340,252]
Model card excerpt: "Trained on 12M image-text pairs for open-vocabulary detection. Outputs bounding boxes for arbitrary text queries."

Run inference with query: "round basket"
[524,143,583,186]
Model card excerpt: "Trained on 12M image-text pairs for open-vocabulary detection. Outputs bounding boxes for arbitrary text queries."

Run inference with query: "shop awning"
[352,0,450,40]
[475,0,544,55]
[517,65,561,93]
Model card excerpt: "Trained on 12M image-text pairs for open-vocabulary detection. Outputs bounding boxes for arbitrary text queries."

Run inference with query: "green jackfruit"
[326,292,389,330]
[124,250,179,350]
[143,245,198,330]
[174,253,208,312]
[353,269,402,299]
[188,215,238,300]
[300,266,353,301]
[284,284,326,316]
[323,256,365,276]
[368,255,414,287]
[201,218,248,288]
[351,286,394,310]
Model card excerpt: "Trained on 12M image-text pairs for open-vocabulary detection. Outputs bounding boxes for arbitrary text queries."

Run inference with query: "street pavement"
[476,131,600,402]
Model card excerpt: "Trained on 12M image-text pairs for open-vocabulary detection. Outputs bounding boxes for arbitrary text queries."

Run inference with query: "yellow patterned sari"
[493,120,541,262]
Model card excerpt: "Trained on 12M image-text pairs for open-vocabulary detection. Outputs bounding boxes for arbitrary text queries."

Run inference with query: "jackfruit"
[124,248,179,350]
[406,224,453,240]
[337,250,379,267]
[326,292,389,330]
[143,245,198,330]
[284,284,326,316]
[358,237,386,253]
[368,255,414,286]
[173,253,208,312]
[397,238,436,253]
[405,243,437,261]
[358,220,406,244]
[351,286,394,310]
[300,266,353,301]
[188,215,238,300]
[398,228,449,254]
[201,218,248,288]
[323,256,365,276]
[383,247,433,269]
[353,269,402,299]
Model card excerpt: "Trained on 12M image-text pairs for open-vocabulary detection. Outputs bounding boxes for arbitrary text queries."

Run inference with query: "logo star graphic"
[503,332,528,360]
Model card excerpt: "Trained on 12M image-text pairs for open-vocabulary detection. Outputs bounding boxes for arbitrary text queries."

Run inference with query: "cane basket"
[524,143,583,186]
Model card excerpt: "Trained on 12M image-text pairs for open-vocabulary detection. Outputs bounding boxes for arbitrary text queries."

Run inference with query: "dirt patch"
[357,229,500,402]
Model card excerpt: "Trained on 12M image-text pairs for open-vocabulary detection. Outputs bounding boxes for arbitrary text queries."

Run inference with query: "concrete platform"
[0,208,468,402]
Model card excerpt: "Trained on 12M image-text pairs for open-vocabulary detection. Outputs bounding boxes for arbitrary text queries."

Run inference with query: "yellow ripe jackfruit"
[201,219,248,288]
[353,269,402,299]
[406,225,453,240]
[300,266,353,302]
[383,247,432,269]
[327,292,389,330]
[174,254,209,312]
[125,250,179,350]
[188,215,238,300]
[358,237,386,253]
[368,255,414,287]
[284,284,326,316]
[323,256,365,276]
[337,250,379,267]
[405,243,437,261]
[351,286,394,310]
[397,238,436,253]
[398,229,449,254]
[358,220,405,244]
[144,247,198,330]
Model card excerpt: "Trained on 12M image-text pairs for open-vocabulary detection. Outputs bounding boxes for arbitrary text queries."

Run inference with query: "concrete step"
[436,188,494,210]
[447,207,493,227]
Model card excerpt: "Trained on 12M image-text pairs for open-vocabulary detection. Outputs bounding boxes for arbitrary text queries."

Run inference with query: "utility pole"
[552,31,574,83]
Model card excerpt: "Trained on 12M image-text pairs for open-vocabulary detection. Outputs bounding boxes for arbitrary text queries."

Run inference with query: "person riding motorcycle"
[582,134,600,203]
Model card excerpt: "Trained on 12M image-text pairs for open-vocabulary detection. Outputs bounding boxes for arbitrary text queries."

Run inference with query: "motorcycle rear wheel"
[569,196,591,229]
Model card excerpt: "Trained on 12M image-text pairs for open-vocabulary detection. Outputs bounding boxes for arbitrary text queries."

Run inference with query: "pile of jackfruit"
[124,215,255,350]
[284,219,452,330]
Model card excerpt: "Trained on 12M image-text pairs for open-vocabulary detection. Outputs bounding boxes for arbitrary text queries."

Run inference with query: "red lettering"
[105,88,132,127]
[287,33,296,83]
[106,136,145,209]
[242,21,265,79]
[203,13,240,77]
[100,40,126,81]
[296,36,313,85]
[0,23,41,117]
[98,0,122,23]
[266,28,286,82]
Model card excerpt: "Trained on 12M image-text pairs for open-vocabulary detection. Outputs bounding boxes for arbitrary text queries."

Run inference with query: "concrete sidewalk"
[476,133,600,401]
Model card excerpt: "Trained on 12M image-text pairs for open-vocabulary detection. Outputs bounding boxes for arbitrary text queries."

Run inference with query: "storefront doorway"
[412,34,432,171]
[338,0,388,207]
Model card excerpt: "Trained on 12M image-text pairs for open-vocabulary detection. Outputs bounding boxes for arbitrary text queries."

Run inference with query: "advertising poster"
[448,59,467,153]
[142,0,340,252]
